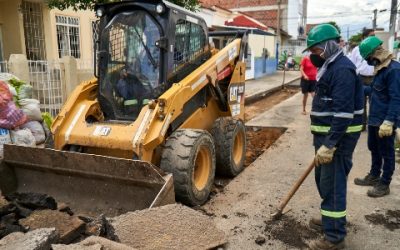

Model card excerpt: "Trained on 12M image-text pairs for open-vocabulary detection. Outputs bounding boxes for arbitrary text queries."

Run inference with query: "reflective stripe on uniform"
[310,125,363,133]
[354,109,364,115]
[311,109,364,118]
[124,99,138,106]
[333,112,354,118]
[321,209,346,218]
[142,99,149,105]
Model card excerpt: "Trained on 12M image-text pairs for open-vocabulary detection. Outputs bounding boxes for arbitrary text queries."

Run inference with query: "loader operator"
[354,36,400,197]
[117,67,148,115]
[304,23,363,250]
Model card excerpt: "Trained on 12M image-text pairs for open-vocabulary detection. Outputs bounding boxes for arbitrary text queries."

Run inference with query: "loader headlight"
[156,3,165,14]
[96,7,104,17]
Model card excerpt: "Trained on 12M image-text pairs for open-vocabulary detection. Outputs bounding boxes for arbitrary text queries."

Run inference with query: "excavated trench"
[211,86,299,196]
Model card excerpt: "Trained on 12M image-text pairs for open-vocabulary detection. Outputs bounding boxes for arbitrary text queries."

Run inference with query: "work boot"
[367,182,390,198]
[309,238,345,250]
[309,217,323,232]
[354,173,379,186]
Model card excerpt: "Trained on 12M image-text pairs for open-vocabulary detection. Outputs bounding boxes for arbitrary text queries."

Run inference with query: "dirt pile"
[264,215,321,249]
[365,210,400,231]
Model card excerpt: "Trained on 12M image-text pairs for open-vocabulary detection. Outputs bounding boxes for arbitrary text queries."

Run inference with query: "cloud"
[307,0,392,38]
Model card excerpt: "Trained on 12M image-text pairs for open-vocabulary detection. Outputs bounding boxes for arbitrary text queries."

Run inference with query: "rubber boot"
[309,217,323,232]
[309,238,345,250]
[354,173,379,186]
[367,182,390,197]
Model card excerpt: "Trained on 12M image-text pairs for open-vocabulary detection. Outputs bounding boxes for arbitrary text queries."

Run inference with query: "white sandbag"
[21,121,45,144]
[0,73,20,82]
[18,84,33,99]
[10,128,36,147]
[0,128,11,158]
[19,98,42,121]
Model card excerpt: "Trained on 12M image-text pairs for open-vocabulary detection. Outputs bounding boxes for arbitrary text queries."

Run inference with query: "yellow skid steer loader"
[0,0,248,216]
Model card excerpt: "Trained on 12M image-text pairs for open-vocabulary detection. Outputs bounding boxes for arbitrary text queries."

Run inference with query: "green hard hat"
[359,36,383,59]
[304,24,340,52]
[393,40,400,49]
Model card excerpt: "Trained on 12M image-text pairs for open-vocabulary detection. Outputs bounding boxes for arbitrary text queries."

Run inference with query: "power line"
[260,13,371,21]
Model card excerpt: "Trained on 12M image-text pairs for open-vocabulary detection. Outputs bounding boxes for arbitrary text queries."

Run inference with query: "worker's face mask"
[310,43,327,68]
[310,53,326,68]
[366,57,380,66]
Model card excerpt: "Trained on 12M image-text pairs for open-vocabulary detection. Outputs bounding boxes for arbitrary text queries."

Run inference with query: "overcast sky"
[307,0,392,40]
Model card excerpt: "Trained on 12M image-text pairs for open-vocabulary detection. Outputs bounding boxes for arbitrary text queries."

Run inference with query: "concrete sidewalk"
[245,70,301,104]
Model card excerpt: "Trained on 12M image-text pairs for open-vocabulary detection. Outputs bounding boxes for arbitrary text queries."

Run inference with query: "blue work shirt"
[368,60,400,128]
[311,53,364,149]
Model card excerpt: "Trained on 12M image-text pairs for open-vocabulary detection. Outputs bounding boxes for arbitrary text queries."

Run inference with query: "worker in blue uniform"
[304,23,364,250]
[354,36,400,197]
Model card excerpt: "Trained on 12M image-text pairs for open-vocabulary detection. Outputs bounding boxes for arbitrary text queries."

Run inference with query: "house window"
[91,20,99,51]
[21,0,46,60]
[56,15,81,58]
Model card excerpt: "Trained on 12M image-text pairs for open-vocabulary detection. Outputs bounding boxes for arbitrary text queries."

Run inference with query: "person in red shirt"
[300,54,318,114]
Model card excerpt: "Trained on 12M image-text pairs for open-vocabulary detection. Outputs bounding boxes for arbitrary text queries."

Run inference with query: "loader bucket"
[0,144,175,217]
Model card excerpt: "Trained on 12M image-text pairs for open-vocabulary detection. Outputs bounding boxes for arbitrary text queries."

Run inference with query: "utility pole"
[389,0,398,52]
[373,9,377,29]
[277,0,281,45]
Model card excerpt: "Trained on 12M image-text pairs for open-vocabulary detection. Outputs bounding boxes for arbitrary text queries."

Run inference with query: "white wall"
[287,0,302,38]
[248,33,276,58]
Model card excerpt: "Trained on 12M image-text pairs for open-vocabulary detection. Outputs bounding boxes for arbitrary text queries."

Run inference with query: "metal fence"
[28,60,65,117]
[0,60,65,117]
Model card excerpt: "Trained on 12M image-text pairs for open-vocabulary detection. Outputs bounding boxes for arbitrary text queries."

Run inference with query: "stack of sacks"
[0,74,53,158]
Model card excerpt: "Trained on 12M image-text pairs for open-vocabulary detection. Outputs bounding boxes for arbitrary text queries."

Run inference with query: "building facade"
[200,0,307,45]
[0,0,96,63]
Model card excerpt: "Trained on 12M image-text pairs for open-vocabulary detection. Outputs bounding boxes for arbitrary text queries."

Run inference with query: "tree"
[47,0,199,12]
[326,21,341,34]
[349,33,362,45]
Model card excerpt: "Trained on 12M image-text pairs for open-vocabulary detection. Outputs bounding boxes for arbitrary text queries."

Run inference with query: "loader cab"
[95,0,210,121]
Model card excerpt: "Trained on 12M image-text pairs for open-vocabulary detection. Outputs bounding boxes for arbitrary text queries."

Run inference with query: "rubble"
[0,228,59,250]
[6,192,57,210]
[106,204,227,250]
[19,210,85,244]
[52,236,136,250]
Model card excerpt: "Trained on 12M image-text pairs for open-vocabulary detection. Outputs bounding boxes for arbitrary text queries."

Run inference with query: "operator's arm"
[323,68,358,148]
[385,69,400,123]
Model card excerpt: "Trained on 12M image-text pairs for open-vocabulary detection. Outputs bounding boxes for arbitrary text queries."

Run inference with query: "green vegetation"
[46,0,199,11]
[326,21,341,34]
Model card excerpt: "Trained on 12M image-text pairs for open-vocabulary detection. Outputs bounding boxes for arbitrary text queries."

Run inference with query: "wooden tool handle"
[278,160,316,211]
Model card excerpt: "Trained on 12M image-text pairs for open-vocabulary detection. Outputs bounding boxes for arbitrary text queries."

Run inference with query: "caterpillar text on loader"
[0,0,248,216]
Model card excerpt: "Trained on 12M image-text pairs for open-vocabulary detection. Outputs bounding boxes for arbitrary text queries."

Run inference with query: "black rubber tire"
[160,129,216,206]
[211,117,246,177]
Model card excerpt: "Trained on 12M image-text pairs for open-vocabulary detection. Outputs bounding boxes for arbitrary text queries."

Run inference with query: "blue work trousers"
[313,133,360,243]
[368,125,396,185]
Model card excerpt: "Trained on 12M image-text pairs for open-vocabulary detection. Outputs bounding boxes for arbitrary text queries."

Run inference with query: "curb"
[244,76,301,105]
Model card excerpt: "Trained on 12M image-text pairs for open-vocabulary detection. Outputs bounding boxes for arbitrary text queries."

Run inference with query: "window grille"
[173,19,206,72]
[56,15,81,58]
[170,19,208,84]
[21,0,46,60]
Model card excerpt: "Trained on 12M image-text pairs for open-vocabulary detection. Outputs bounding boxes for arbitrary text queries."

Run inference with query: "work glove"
[379,120,394,138]
[315,145,336,166]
